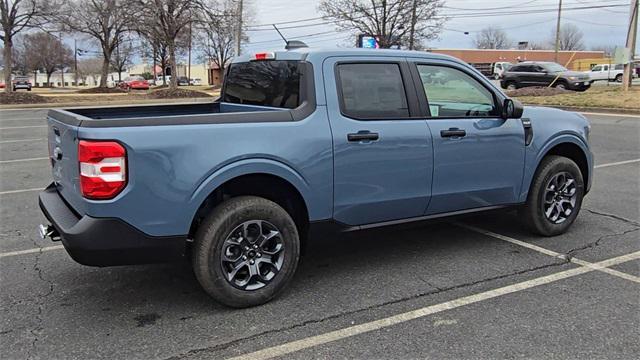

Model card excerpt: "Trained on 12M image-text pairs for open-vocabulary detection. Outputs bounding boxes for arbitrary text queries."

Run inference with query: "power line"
[245,2,627,32]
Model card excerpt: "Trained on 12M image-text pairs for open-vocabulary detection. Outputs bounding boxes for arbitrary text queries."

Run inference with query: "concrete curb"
[523,104,640,116]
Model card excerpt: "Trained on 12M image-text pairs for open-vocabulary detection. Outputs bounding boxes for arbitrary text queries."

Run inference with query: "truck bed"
[48,101,304,128]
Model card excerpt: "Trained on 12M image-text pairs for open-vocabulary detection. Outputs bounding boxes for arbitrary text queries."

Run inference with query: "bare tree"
[319,0,445,49]
[110,38,135,82]
[77,57,103,85]
[60,0,137,88]
[551,23,585,51]
[590,44,617,57]
[135,0,201,90]
[22,31,72,86]
[197,0,246,76]
[473,26,512,49]
[528,41,550,50]
[1,0,58,92]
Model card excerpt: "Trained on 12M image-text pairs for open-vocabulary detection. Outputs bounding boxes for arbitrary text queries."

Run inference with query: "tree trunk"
[99,52,111,88]
[168,40,178,90]
[3,36,13,93]
[46,72,52,87]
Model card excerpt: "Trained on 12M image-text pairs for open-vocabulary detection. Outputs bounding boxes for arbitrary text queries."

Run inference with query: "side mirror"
[502,98,524,119]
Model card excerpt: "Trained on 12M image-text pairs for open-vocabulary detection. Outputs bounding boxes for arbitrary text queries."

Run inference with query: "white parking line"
[0,138,46,144]
[594,158,640,169]
[228,251,640,360]
[0,245,64,259]
[580,112,640,118]
[0,157,48,164]
[458,224,640,284]
[0,188,43,195]
[0,125,46,130]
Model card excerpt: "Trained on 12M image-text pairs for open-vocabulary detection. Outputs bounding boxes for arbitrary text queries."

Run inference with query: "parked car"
[177,76,190,86]
[119,76,150,90]
[586,64,623,83]
[155,75,171,85]
[39,48,593,308]
[12,77,32,91]
[501,61,591,91]
[0,82,5,88]
[586,63,638,83]
[493,61,512,79]
[190,78,202,86]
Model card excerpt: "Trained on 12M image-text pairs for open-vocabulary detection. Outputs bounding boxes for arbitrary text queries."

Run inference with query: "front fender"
[519,133,593,202]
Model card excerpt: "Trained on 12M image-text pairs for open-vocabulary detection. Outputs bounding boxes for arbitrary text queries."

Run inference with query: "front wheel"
[520,156,584,236]
[192,196,300,308]
[615,74,623,83]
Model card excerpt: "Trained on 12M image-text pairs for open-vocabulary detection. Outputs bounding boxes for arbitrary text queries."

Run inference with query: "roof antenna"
[272,24,308,50]
[272,24,288,45]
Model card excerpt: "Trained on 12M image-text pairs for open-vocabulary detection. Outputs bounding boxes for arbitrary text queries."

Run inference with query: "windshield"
[223,60,301,109]
[544,63,568,72]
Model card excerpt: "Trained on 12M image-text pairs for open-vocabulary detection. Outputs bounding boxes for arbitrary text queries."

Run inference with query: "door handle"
[347,131,379,142]
[440,128,466,138]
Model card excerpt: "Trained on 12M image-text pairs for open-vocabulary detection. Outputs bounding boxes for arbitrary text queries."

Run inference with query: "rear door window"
[336,63,409,119]
[223,61,301,109]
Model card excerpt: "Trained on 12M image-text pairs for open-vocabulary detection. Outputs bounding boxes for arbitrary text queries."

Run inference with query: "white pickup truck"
[586,63,625,83]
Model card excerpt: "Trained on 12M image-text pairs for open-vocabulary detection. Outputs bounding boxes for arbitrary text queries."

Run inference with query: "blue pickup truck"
[39,48,593,307]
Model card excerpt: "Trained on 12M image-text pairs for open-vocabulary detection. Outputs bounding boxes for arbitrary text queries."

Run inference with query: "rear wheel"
[192,196,300,308]
[520,156,584,236]
[506,82,518,90]
[615,74,623,83]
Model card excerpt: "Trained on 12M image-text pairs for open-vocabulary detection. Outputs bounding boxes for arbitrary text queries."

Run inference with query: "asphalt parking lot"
[1,108,638,359]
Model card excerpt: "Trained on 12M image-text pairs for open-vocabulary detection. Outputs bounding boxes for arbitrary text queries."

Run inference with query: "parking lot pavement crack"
[584,208,640,227]
[566,227,640,260]
[163,260,568,360]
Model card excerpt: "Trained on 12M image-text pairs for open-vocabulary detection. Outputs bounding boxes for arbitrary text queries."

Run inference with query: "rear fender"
[188,158,313,220]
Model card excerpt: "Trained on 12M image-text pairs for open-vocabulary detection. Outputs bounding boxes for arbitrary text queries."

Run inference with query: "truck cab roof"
[233,47,462,64]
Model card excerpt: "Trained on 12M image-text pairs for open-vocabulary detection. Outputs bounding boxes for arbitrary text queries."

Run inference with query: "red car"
[119,76,150,90]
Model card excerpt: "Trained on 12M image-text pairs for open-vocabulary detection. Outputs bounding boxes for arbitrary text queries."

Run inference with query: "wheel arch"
[521,136,592,202]
[187,161,312,248]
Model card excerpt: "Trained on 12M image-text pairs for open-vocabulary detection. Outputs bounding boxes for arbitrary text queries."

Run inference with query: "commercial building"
[428,49,606,70]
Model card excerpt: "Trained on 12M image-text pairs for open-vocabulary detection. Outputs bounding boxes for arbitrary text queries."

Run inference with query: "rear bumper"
[38,183,187,267]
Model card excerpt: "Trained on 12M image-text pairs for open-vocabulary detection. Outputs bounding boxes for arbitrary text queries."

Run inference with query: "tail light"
[78,140,127,199]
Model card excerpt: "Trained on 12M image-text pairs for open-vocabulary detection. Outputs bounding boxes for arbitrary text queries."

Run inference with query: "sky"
[243,0,634,53]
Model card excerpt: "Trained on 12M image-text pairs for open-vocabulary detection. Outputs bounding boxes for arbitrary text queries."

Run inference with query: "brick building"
[428,49,606,70]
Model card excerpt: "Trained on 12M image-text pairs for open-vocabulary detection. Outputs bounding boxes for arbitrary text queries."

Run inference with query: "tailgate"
[47,110,86,215]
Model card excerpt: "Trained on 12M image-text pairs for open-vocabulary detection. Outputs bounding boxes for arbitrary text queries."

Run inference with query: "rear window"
[223,61,301,109]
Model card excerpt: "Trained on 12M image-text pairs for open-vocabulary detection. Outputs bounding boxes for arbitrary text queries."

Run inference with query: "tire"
[519,156,584,237]
[494,73,500,80]
[192,196,300,308]
[505,82,518,90]
[554,81,568,90]
[615,74,623,83]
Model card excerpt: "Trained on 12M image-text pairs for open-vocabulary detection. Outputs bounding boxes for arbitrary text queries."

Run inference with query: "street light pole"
[235,0,243,56]
[622,0,638,91]
[554,0,563,63]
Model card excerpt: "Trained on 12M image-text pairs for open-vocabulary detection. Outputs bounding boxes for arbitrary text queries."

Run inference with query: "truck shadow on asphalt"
[44,209,636,327]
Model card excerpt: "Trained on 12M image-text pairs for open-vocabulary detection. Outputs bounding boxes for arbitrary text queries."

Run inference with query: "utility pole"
[408,0,418,50]
[554,0,563,63]
[235,0,243,56]
[60,32,65,88]
[74,39,78,87]
[622,0,638,91]
[188,9,192,83]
